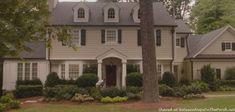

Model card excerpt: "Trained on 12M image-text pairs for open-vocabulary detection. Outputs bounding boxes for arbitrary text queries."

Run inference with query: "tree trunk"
[0,56,3,96]
[139,0,160,103]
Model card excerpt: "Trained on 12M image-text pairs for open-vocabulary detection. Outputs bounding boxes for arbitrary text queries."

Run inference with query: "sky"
[59,0,96,2]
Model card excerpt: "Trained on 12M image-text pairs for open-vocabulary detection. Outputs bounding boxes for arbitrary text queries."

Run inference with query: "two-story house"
[2,0,235,90]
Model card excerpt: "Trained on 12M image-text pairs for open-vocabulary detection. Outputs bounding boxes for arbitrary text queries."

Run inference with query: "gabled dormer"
[103,2,120,23]
[132,5,140,23]
[73,3,89,22]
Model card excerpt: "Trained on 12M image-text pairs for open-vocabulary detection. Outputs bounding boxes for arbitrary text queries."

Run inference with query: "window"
[156,30,161,46]
[106,29,117,43]
[108,8,115,19]
[78,8,85,18]
[61,64,66,79]
[222,42,235,51]
[215,69,221,80]
[69,64,79,80]
[70,29,80,46]
[83,64,97,74]
[17,63,23,80]
[32,63,38,80]
[127,64,140,74]
[176,38,180,47]
[157,64,162,79]
[25,63,30,80]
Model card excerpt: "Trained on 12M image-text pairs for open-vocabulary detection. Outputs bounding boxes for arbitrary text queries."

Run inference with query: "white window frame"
[68,64,80,80]
[105,29,118,44]
[108,8,115,19]
[32,63,38,80]
[77,8,85,19]
[17,62,38,81]
[176,38,180,47]
[60,64,66,79]
[70,29,81,46]
[224,42,232,51]
[157,64,163,78]
[17,63,23,81]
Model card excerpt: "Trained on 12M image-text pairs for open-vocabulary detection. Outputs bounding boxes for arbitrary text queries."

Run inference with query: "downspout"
[186,34,193,80]
[0,56,3,96]
[170,27,175,73]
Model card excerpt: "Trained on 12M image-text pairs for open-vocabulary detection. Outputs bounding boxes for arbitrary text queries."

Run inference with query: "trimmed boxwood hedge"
[14,85,43,98]
[126,72,142,87]
[76,73,98,88]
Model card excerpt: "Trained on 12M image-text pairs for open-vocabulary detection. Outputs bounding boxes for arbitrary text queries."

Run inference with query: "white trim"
[105,29,118,44]
[193,25,235,57]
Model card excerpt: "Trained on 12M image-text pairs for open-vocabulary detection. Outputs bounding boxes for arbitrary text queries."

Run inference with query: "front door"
[106,65,117,87]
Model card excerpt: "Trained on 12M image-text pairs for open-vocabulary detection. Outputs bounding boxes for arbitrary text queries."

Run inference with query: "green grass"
[11,92,235,112]
[12,103,158,112]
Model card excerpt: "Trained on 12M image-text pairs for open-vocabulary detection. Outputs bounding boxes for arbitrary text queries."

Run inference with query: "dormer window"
[108,8,115,19]
[77,8,85,18]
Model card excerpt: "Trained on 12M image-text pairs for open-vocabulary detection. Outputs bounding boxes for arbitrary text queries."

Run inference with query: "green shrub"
[71,93,94,102]
[208,81,220,91]
[15,85,43,98]
[9,100,20,109]
[183,94,205,99]
[59,80,76,85]
[45,72,60,87]
[43,85,88,100]
[0,103,6,112]
[127,93,141,100]
[100,87,127,98]
[76,73,98,88]
[173,86,187,97]
[126,72,142,87]
[191,81,209,92]
[126,86,142,94]
[218,86,235,91]
[159,84,174,96]
[100,96,128,103]
[225,67,235,80]
[179,79,191,86]
[219,80,235,87]
[16,79,42,85]
[161,72,176,87]
[201,65,215,83]
[87,87,102,100]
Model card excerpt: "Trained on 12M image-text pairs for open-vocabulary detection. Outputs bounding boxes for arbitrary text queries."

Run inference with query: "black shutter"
[156,30,161,46]
[181,37,185,48]
[118,29,122,44]
[222,42,225,51]
[137,30,141,46]
[232,43,235,51]
[101,29,105,44]
[81,29,86,46]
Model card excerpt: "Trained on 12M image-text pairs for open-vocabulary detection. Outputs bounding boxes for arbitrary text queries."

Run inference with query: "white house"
[2,0,235,90]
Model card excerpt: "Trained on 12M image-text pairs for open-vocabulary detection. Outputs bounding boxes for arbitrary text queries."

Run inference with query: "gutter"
[170,27,175,72]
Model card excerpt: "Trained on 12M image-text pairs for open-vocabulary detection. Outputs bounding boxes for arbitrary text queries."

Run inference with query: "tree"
[190,0,235,34]
[0,0,71,96]
[139,0,160,103]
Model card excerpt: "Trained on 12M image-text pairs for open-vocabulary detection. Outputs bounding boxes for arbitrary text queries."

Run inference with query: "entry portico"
[97,49,127,89]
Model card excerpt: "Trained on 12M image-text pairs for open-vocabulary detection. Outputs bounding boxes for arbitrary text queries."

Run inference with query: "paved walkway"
[204,94,235,98]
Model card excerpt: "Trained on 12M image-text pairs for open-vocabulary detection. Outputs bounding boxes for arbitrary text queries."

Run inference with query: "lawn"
[10,91,235,112]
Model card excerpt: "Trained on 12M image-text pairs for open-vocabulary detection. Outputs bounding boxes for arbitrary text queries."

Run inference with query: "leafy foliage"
[16,79,42,85]
[45,72,60,87]
[126,72,142,87]
[14,85,43,98]
[100,87,127,98]
[190,0,235,34]
[201,65,215,83]
[225,67,235,80]
[100,96,128,103]
[161,72,176,87]
[0,93,20,111]
[76,73,98,88]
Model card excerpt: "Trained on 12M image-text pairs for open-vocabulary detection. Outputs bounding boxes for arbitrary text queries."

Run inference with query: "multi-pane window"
[156,30,161,46]
[222,42,235,51]
[25,63,30,80]
[157,64,162,79]
[127,64,140,74]
[17,63,23,80]
[61,64,66,79]
[32,63,38,80]
[215,69,221,80]
[83,64,97,74]
[69,64,79,80]
[71,29,80,46]
[78,8,85,18]
[108,8,115,19]
[176,38,180,47]
[225,42,231,50]
[106,30,117,43]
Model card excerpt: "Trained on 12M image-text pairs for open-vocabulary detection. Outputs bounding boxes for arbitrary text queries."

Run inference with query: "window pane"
[61,64,66,79]
[17,63,23,81]
[32,63,38,80]
[157,64,162,79]
[106,30,117,43]
[108,8,115,19]
[25,63,30,80]
[71,29,80,45]
[225,42,231,50]
[127,64,140,74]
[69,64,79,80]
[78,8,85,18]
[176,38,180,46]
[83,64,97,74]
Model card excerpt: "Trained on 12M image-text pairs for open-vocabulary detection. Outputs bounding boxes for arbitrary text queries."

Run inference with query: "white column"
[139,61,143,74]
[98,60,102,80]
[122,61,127,89]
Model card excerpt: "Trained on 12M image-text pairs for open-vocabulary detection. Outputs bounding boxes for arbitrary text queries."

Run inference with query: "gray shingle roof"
[175,19,191,34]
[49,2,176,26]
[188,25,229,58]
[5,42,46,59]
